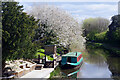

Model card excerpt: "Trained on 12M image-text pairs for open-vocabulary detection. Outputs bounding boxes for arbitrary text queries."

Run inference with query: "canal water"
[51,43,120,79]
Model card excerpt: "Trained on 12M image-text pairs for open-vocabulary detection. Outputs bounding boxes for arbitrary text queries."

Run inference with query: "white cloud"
[57,3,117,12]
[15,0,119,2]
[19,2,118,22]
[55,3,118,21]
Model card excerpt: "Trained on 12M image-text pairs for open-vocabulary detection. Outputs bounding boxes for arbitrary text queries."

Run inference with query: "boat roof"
[62,52,82,57]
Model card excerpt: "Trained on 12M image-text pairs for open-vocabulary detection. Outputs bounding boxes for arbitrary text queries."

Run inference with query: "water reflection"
[106,57,120,79]
[78,62,112,78]
[84,53,107,67]
[59,54,120,79]
[56,43,120,79]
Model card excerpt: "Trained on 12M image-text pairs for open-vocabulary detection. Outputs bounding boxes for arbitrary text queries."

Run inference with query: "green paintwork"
[67,57,83,66]
[62,52,82,57]
[61,52,83,66]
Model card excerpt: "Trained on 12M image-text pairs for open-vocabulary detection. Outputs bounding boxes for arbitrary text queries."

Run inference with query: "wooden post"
[76,52,77,56]
[38,54,40,64]
[52,60,54,68]
[44,53,46,67]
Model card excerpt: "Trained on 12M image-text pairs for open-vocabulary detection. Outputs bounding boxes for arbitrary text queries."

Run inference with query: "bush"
[35,52,45,59]
[111,27,120,41]
[57,53,60,56]
[95,31,108,42]
[37,49,45,53]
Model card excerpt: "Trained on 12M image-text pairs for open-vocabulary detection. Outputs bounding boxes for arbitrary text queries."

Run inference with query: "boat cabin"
[61,52,82,66]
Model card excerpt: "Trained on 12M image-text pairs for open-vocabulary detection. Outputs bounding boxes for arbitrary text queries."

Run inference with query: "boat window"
[71,57,77,63]
[62,57,67,62]
[67,57,71,62]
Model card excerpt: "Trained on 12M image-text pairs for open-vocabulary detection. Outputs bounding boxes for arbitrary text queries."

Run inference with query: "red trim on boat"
[77,54,82,62]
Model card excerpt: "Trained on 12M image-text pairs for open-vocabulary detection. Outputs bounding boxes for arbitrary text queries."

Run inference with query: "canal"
[50,42,120,79]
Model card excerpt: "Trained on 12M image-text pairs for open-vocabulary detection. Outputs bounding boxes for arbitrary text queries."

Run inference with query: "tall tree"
[33,22,59,47]
[107,15,120,42]
[2,2,39,70]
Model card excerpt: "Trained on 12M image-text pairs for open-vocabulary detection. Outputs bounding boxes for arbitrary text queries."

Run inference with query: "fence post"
[38,54,40,64]
[44,53,46,67]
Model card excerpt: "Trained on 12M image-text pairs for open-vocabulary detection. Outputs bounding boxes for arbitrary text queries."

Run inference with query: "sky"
[17,0,119,22]
[16,0,120,2]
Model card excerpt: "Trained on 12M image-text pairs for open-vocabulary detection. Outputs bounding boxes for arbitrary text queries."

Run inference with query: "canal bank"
[20,61,59,78]
[20,58,60,78]
[86,42,120,56]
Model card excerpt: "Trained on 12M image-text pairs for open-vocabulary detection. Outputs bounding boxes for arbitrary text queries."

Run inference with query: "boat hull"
[60,61,83,75]
[61,60,83,69]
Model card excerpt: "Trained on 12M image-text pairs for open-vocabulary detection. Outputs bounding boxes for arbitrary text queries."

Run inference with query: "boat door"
[67,57,71,62]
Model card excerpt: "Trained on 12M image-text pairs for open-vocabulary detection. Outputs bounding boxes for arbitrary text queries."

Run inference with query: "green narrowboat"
[61,52,83,69]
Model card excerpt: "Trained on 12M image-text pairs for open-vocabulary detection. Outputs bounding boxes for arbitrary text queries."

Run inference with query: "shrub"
[95,31,108,42]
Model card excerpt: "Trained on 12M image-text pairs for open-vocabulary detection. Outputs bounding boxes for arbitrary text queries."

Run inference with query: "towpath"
[20,68,54,78]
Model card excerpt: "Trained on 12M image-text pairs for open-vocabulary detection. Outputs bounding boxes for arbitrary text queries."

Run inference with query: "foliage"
[35,52,45,59]
[29,5,85,50]
[33,22,59,46]
[50,66,62,78]
[86,15,120,43]
[84,15,120,56]
[46,55,54,61]
[86,40,120,56]
[37,49,45,53]
[111,27,120,41]
[107,26,120,42]
[35,48,54,61]
[95,31,107,40]
[94,31,108,42]
[86,31,97,41]
[94,15,120,43]
[2,2,39,69]
[57,53,60,56]
[82,17,109,41]
[56,46,66,55]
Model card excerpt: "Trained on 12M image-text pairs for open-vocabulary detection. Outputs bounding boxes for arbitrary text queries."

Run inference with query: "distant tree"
[2,2,39,70]
[82,17,110,40]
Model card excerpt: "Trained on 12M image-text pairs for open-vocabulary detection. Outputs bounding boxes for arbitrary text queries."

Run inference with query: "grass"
[49,66,64,78]
[46,55,54,61]
[37,49,45,53]
[35,49,54,61]
[57,53,60,56]
[35,49,61,61]
[35,52,45,59]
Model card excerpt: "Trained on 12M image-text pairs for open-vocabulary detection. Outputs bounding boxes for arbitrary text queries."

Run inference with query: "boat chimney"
[76,52,77,56]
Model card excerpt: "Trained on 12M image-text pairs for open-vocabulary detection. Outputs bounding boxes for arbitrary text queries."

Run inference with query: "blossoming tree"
[29,5,85,51]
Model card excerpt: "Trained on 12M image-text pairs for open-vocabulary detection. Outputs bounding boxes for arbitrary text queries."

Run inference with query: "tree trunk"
[2,60,6,76]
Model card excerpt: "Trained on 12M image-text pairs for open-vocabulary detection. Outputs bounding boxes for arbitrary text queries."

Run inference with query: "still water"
[53,43,120,79]
[78,54,116,78]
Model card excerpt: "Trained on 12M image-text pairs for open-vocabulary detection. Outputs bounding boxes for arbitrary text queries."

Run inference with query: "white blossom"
[29,5,86,51]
